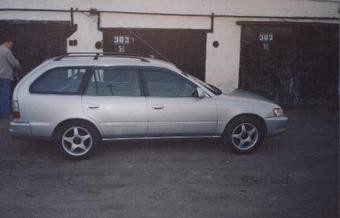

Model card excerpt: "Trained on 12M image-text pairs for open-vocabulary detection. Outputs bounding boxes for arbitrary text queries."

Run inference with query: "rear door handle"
[88,105,100,109]
[152,105,164,110]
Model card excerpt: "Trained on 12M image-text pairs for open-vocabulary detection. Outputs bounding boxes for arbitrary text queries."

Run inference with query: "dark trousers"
[0,78,11,118]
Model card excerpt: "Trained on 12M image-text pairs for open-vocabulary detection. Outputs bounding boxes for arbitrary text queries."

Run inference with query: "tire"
[223,116,265,154]
[54,121,100,159]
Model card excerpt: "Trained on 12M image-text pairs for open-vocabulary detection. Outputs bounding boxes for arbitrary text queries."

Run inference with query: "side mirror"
[196,87,206,99]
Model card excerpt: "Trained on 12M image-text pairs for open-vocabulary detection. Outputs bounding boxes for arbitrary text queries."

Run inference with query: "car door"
[141,67,218,137]
[26,66,88,138]
[82,66,147,138]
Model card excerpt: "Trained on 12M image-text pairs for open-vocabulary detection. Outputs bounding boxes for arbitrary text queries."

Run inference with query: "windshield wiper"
[208,83,222,95]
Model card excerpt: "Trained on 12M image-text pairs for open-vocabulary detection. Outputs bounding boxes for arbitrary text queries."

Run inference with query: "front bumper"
[264,116,288,137]
[9,121,32,138]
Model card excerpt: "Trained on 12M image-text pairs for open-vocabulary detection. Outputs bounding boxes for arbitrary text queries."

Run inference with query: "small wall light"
[95,41,103,49]
[89,8,99,15]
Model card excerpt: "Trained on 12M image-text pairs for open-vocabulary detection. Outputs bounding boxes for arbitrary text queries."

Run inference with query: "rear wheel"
[224,116,265,154]
[54,121,100,159]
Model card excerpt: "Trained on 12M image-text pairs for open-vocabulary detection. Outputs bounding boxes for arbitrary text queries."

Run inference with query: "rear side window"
[30,67,87,94]
[84,67,141,96]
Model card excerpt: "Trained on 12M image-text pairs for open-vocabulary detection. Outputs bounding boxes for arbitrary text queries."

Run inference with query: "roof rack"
[54,52,150,62]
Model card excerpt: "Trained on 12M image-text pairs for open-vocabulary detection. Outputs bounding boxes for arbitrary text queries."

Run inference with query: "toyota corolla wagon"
[10,53,287,159]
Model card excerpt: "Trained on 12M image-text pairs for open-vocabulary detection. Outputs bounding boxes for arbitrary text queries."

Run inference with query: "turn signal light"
[12,111,21,119]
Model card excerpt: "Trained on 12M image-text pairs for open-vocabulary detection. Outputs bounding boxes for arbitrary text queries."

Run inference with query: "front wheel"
[224,117,265,154]
[54,121,100,159]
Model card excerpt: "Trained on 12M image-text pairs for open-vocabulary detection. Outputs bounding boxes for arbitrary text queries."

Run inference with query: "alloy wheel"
[231,123,259,150]
[61,126,93,156]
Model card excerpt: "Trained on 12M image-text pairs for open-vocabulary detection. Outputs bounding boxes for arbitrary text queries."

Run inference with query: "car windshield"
[182,72,223,95]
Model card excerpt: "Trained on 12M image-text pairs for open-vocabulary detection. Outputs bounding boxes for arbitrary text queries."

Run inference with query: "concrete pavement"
[0,109,338,218]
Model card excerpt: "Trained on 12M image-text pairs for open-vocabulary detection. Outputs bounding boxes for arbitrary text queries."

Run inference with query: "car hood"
[223,89,275,104]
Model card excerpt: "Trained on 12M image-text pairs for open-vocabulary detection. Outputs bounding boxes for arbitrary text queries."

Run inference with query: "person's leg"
[10,79,16,112]
[0,79,11,118]
[0,79,4,118]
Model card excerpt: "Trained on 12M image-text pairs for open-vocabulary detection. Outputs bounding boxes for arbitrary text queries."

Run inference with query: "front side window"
[85,67,141,96]
[143,69,197,97]
[30,67,87,94]
[189,74,222,95]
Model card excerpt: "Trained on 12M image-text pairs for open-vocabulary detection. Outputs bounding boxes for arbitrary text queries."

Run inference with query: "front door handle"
[152,105,164,110]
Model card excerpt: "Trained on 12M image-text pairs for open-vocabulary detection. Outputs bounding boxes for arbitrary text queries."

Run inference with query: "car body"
[9,53,287,159]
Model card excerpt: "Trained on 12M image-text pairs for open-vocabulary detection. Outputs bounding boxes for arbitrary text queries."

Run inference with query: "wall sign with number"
[113,36,135,45]
[113,35,135,53]
[258,33,274,50]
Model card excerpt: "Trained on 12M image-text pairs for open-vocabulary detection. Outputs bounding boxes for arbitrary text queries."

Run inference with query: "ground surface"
[0,110,338,218]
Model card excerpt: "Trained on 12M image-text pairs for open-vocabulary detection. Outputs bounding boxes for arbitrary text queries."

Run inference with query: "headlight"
[273,108,284,117]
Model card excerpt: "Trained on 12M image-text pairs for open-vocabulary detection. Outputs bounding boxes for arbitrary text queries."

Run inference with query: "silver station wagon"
[10,53,287,159]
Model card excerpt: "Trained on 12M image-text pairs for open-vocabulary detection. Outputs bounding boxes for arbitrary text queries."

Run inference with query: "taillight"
[12,100,20,119]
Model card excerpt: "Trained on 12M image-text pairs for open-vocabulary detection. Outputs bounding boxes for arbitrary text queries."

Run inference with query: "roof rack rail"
[54,52,150,62]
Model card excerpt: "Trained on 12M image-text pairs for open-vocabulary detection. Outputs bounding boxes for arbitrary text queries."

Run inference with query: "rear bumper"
[9,121,32,138]
[264,116,288,137]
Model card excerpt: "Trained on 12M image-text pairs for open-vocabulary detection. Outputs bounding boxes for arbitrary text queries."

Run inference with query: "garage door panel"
[103,28,207,81]
[239,23,338,108]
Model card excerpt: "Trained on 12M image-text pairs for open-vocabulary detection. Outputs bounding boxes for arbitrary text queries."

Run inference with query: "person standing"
[0,39,21,118]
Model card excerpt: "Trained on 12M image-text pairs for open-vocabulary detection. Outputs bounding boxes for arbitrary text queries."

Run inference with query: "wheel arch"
[223,113,267,136]
[52,118,102,140]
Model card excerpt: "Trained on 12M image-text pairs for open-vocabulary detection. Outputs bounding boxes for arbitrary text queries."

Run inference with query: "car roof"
[50,53,176,69]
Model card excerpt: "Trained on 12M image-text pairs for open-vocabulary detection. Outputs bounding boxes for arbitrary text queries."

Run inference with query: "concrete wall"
[206,18,241,91]
[0,0,339,90]
[1,0,338,17]
[67,13,102,52]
